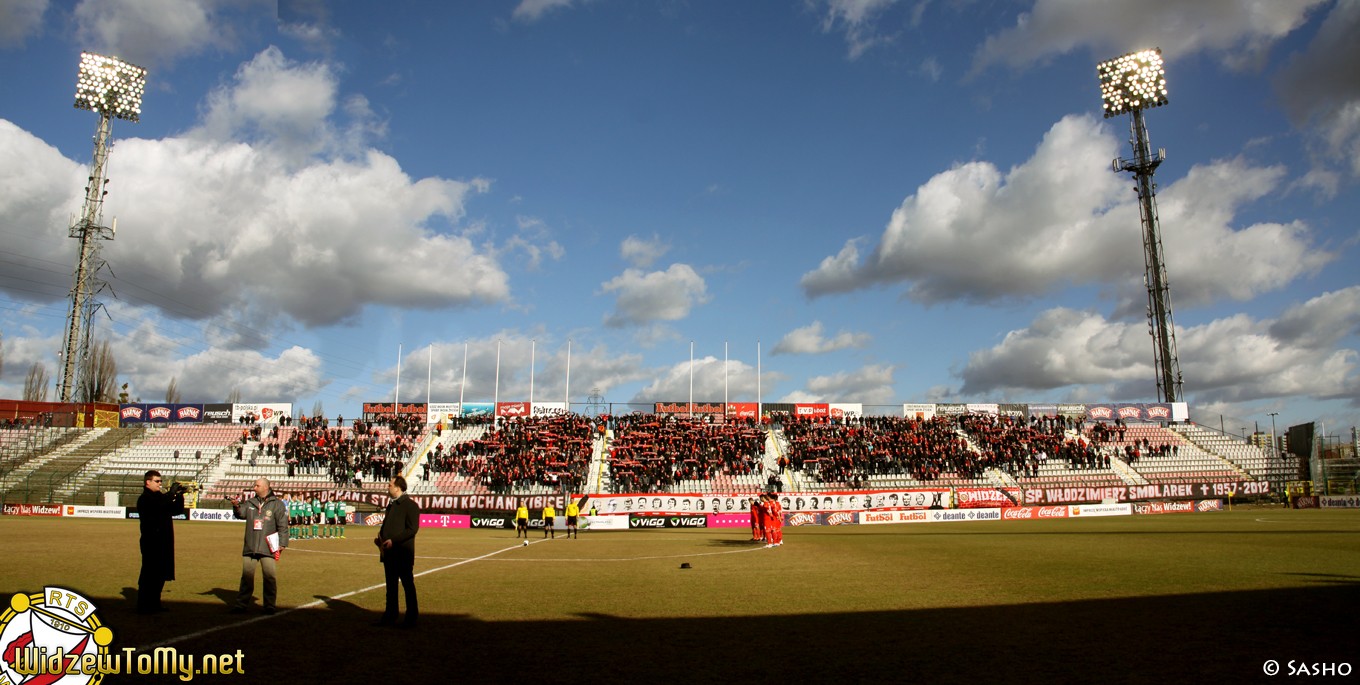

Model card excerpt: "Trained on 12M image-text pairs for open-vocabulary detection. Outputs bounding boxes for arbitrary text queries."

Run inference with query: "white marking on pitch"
[136,538,555,651]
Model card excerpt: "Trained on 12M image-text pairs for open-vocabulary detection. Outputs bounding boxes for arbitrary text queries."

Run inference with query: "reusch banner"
[966,403,999,415]
[1056,404,1086,418]
[935,403,967,416]
[655,402,724,415]
[427,403,460,424]
[203,403,233,424]
[233,403,292,423]
[903,404,936,420]
[1085,403,1175,422]
[496,402,530,417]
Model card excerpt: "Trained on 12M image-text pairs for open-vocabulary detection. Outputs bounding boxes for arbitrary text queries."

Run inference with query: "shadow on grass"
[195,587,239,605]
[95,581,1357,685]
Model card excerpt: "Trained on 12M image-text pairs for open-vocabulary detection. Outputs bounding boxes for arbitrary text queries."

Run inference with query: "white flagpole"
[426,344,432,405]
[494,339,501,414]
[395,344,402,406]
[757,341,761,419]
[689,341,694,418]
[459,340,468,411]
[565,339,571,408]
[530,339,536,407]
[724,341,729,411]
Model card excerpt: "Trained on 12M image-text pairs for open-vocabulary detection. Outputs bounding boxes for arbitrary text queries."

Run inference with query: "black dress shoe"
[263,608,276,615]
[229,607,247,615]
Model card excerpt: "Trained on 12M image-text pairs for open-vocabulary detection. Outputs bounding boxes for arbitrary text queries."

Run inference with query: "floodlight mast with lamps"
[58,52,145,403]
[1098,48,1184,403]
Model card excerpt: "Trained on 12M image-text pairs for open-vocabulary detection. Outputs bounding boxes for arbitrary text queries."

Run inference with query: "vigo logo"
[148,406,172,420]
[1088,407,1113,419]
[119,407,142,419]
[630,517,665,528]
[175,407,201,420]
[471,518,506,528]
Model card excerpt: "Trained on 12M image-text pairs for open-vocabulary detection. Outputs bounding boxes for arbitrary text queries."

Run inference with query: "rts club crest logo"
[1,588,114,684]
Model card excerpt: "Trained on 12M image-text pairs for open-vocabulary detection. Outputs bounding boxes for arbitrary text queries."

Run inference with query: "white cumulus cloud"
[74,0,269,69]
[799,115,1333,309]
[630,356,787,404]
[771,321,873,355]
[599,264,710,328]
[0,0,47,48]
[778,363,897,404]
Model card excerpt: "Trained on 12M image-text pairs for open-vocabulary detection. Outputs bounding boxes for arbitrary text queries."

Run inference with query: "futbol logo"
[1,588,114,684]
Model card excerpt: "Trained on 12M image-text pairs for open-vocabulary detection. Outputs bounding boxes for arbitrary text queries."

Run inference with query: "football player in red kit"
[750,496,766,543]
[762,494,784,547]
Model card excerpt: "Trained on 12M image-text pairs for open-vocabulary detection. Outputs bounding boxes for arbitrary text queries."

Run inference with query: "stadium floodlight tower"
[1098,48,1183,403]
[58,52,145,402]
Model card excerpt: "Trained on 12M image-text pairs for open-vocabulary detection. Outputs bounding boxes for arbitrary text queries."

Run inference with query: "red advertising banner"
[363,402,428,417]
[1000,506,1069,520]
[419,514,471,528]
[496,402,531,417]
[955,487,1021,508]
[794,403,829,418]
[725,403,758,419]
[2,503,63,516]
[655,402,725,415]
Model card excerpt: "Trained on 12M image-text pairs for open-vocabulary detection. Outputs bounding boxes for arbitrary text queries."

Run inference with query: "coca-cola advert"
[725,403,759,419]
[1000,506,1069,520]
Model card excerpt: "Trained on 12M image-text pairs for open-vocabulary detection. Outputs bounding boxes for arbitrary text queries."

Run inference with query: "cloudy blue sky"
[0,0,1357,434]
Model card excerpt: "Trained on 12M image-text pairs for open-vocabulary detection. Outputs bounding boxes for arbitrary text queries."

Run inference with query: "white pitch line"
[136,538,555,651]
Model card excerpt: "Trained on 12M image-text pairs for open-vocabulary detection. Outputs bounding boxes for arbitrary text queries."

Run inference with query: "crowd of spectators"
[427,413,595,492]
[606,415,767,492]
[782,413,1108,486]
[239,414,427,487]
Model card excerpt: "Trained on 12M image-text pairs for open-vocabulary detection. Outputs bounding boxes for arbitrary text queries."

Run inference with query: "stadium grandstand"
[0,399,1313,508]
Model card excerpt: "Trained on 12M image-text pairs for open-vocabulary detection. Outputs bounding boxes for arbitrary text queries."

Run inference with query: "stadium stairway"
[769,430,802,492]
[0,427,153,504]
[1107,455,1149,486]
[984,467,1019,490]
[0,428,105,496]
[585,434,607,494]
[51,425,159,502]
[1169,424,1295,484]
[78,425,241,505]
[1,428,86,477]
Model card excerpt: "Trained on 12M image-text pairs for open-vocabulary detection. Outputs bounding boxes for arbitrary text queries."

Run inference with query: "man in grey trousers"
[230,478,289,615]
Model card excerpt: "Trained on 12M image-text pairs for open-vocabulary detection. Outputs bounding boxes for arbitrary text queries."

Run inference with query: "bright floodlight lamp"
[59,52,145,402]
[74,52,146,122]
[1096,47,1183,404]
[1097,48,1167,118]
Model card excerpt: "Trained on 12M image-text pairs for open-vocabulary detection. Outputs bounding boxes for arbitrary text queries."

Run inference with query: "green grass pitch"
[2,509,1356,683]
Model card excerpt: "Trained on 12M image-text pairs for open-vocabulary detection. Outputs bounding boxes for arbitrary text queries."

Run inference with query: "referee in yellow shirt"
[565,499,580,539]
[515,504,529,539]
[542,504,556,539]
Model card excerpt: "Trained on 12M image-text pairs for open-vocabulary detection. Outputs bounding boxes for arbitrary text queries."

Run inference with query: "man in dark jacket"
[137,470,185,614]
[373,476,419,628]
[230,478,290,615]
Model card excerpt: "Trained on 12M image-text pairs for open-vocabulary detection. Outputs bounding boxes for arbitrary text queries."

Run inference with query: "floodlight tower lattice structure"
[1098,48,1183,403]
[59,52,145,403]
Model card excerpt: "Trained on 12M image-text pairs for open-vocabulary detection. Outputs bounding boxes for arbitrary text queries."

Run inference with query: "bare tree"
[76,339,118,403]
[165,376,182,404]
[23,362,49,402]
[311,400,324,420]
[225,388,241,404]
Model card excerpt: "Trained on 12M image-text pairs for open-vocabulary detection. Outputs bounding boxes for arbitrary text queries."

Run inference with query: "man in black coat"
[137,470,185,614]
[373,476,419,628]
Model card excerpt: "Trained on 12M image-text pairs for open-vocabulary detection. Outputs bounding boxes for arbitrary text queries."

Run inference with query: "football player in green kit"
[308,497,320,539]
